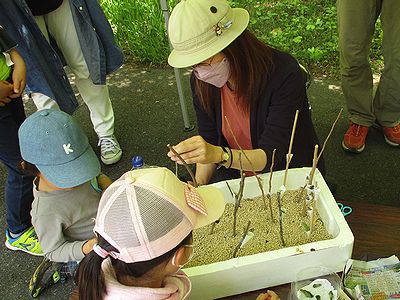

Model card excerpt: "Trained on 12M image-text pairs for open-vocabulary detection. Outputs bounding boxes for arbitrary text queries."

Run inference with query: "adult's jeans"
[0,97,34,234]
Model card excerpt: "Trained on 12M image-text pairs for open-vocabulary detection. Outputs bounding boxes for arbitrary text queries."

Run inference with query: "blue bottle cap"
[132,155,144,168]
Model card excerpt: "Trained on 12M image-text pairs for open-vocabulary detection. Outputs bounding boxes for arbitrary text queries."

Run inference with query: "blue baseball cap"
[18,109,100,188]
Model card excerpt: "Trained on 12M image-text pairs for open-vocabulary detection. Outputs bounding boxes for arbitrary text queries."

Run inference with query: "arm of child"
[9,48,26,97]
[35,214,89,262]
[82,237,97,255]
[256,290,280,300]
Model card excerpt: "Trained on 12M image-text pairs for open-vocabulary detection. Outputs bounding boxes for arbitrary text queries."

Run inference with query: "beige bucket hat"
[168,0,249,68]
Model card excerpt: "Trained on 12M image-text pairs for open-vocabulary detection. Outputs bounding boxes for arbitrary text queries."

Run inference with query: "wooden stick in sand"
[232,220,252,258]
[283,110,299,187]
[267,149,277,222]
[277,191,286,247]
[224,115,268,210]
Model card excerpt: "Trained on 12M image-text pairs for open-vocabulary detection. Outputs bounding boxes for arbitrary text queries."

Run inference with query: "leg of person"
[0,98,43,256]
[337,0,379,152]
[373,2,400,146]
[29,15,61,111]
[44,0,121,164]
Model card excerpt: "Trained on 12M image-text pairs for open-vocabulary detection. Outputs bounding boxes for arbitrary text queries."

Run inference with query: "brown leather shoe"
[342,122,369,153]
[383,123,400,146]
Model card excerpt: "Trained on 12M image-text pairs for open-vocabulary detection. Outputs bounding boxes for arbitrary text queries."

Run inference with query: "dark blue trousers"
[0,96,34,234]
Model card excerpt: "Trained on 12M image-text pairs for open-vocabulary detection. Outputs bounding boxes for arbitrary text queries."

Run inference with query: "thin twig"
[167,144,198,187]
[175,161,178,177]
[226,181,234,198]
[283,110,299,186]
[224,116,267,210]
[209,219,219,234]
[316,108,343,162]
[308,145,319,185]
[267,149,276,222]
[224,116,257,175]
[310,191,316,235]
[233,153,245,236]
[277,191,286,247]
[232,220,251,258]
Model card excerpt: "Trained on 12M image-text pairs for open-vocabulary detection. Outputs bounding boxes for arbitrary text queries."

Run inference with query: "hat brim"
[193,185,226,229]
[37,145,100,188]
[168,8,249,68]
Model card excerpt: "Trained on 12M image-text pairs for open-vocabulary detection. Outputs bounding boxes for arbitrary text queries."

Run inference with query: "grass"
[100,0,384,76]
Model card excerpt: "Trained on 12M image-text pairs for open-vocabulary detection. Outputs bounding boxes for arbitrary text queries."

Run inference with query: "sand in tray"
[186,188,332,268]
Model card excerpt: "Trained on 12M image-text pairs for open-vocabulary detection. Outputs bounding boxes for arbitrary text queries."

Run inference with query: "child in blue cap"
[18,109,112,298]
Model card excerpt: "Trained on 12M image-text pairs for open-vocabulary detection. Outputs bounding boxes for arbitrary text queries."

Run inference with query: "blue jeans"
[0,97,34,234]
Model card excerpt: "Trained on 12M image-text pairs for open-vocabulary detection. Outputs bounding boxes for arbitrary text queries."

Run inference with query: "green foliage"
[101,0,383,75]
[244,0,339,74]
[100,0,173,64]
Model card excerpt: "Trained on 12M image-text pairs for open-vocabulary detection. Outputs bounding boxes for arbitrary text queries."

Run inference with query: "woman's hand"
[167,135,223,165]
[256,290,280,300]
[0,80,13,106]
[9,48,26,97]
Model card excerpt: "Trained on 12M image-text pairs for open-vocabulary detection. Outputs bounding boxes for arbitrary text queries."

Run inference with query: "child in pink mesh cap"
[72,167,226,300]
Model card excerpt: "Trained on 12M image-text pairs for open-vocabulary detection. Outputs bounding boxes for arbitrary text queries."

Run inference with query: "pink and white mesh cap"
[93,167,225,263]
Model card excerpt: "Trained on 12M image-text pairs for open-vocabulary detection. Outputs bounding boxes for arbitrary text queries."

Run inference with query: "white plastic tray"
[184,167,354,300]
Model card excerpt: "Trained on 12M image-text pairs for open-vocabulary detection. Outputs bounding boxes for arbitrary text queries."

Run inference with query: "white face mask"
[171,245,194,272]
[193,58,231,88]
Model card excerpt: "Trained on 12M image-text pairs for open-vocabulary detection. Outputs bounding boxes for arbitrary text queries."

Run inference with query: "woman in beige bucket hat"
[167,0,325,185]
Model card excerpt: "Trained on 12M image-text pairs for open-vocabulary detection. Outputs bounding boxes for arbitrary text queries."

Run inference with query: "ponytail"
[74,249,107,300]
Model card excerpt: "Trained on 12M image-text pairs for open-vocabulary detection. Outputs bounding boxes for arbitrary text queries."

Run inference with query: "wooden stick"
[224,116,257,175]
[233,153,245,237]
[283,110,299,186]
[267,149,276,222]
[308,144,319,186]
[317,108,343,162]
[232,220,251,258]
[224,115,267,210]
[209,219,219,234]
[277,191,285,247]
[310,191,316,235]
[167,144,198,187]
[225,181,234,198]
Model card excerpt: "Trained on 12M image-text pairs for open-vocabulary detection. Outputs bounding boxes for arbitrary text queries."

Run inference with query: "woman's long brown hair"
[194,29,274,115]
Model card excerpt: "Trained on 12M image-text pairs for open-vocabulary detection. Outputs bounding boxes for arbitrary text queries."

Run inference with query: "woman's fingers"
[168,136,215,164]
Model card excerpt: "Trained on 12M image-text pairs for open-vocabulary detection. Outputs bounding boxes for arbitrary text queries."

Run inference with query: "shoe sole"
[5,240,44,256]
[384,135,400,147]
[29,259,53,297]
[101,150,122,165]
[28,259,60,298]
[341,140,365,153]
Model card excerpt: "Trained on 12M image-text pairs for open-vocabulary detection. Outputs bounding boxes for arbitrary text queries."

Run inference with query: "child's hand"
[82,237,98,255]
[256,290,280,300]
[97,173,113,192]
[0,80,13,106]
[9,48,26,97]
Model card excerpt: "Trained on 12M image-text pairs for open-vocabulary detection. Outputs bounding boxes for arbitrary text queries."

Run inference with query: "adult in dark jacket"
[167,0,324,185]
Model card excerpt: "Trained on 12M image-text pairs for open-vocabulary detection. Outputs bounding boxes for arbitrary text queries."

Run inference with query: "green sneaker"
[29,258,63,298]
[5,226,43,256]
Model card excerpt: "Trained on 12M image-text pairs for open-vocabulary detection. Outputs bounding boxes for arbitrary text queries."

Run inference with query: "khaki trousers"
[31,0,115,137]
[337,0,400,127]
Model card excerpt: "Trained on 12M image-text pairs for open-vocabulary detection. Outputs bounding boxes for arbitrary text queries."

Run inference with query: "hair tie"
[93,244,109,259]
